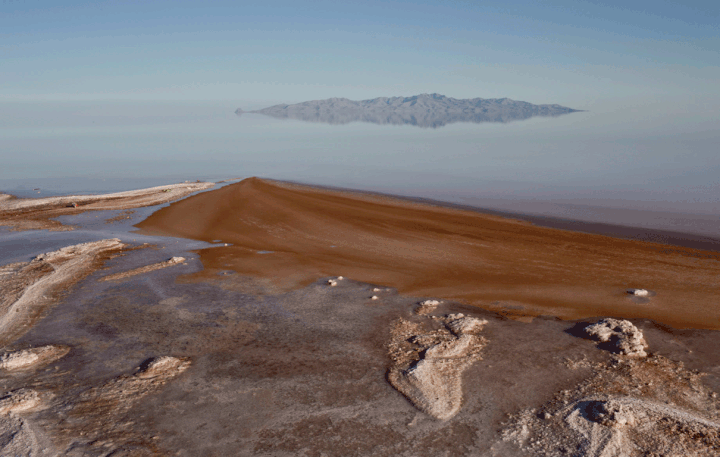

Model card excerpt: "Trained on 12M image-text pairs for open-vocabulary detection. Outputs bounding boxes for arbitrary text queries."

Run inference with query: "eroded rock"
[0,389,40,415]
[135,356,191,379]
[0,345,70,371]
[416,299,441,315]
[388,313,488,420]
[586,399,637,428]
[585,318,648,357]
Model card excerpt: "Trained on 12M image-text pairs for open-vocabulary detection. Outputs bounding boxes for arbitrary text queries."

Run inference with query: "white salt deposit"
[585,318,648,357]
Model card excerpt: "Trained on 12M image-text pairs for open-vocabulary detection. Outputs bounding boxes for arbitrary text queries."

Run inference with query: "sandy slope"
[137,177,720,330]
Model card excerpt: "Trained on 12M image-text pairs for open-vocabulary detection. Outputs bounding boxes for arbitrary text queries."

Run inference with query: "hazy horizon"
[2,0,718,233]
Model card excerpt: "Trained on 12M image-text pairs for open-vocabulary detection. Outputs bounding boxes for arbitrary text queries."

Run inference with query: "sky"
[1,0,718,108]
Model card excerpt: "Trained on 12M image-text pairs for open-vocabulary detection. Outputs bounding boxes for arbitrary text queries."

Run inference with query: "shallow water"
[1,99,718,236]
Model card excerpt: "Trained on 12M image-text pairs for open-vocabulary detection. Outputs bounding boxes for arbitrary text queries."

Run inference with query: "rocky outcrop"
[585,319,648,357]
[0,345,70,371]
[0,239,126,346]
[502,356,720,457]
[388,312,488,420]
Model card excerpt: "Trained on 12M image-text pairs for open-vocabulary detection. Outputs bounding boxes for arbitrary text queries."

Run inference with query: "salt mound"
[416,299,441,315]
[0,389,40,415]
[135,356,191,379]
[501,355,720,456]
[34,238,124,263]
[585,318,648,357]
[388,314,488,420]
[0,239,126,346]
[0,345,70,371]
[585,398,637,428]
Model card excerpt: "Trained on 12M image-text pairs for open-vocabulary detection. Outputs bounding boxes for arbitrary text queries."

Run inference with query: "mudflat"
[137,177,720,330]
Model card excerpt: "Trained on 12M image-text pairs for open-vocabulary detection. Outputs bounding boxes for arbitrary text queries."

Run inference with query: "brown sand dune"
[137,178,720,330]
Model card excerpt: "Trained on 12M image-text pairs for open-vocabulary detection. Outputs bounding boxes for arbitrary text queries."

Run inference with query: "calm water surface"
[1,99,718,237]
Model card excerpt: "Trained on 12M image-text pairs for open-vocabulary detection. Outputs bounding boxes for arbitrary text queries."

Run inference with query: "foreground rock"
[0,388,41,415]
[585,318,648,357]
[100,256,186,282]
[0,239,125,346]
[501,355,720,456]
[0,345,70,371]
[387,312,488,420]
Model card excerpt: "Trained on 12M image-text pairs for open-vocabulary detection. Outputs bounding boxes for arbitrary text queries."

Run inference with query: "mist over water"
[1,98,718,236]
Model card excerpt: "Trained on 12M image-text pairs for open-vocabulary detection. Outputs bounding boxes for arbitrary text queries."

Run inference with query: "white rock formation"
[416,299,441,315]
[135,356,191,379]
[0,345,70,371]
[585,319,648,357]
[0,389,41,415]
[388,315,488,420]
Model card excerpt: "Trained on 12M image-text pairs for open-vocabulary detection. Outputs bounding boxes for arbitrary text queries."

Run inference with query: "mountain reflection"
[236,94,582,128]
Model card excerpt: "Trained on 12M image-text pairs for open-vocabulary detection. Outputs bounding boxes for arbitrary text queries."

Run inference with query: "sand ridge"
[137,177,720,329]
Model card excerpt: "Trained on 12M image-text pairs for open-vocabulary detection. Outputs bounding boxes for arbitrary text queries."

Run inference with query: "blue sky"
[1,0,718,107]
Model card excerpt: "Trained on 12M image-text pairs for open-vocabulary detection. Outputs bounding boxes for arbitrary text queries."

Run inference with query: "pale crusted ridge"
[0,389,41,415]
[0,239,126,346]
[387,311,488,420]
[501,355,720,456]
[100,256,186,282]
[0,182,214,211]
[0,345,70,371]
[585,318,648,357]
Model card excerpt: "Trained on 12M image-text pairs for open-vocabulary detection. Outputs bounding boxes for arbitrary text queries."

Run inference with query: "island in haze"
[236,93,583,128]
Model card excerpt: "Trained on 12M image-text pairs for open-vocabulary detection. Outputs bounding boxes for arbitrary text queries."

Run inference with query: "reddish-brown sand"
[136,178,720,330]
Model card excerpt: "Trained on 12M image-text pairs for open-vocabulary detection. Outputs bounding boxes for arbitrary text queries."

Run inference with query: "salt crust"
[388,311,488,420]
[585,318,648,357]
[0,345,70,371]
[100,256,186,282]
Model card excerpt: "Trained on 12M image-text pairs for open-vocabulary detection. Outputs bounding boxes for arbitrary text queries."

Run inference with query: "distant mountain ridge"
[236,93,582,128]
